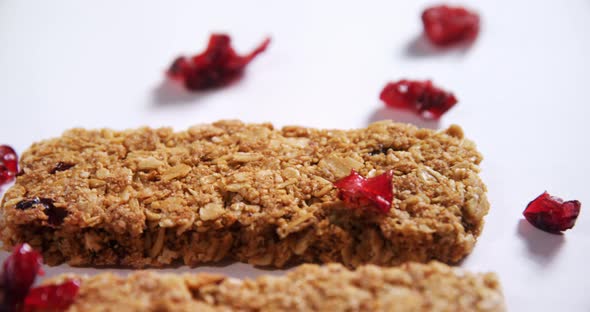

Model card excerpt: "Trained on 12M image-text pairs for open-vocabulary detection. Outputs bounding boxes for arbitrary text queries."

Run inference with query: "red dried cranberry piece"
[523,192,581,233]
[0,167,11,187]
[167,34,271,91]
[15,197,68,226]
[380,80,457,119]
[45,207,68,226]
[0,145,18,186]
[2,244,43,307]
[422,5,480,46]
[16,197,43,210]
[23,280,80,311]
[333,170,395,214]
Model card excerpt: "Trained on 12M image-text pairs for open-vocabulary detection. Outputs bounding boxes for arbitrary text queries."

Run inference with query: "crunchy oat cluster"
[0,120,489,268]
[44,262,504,312]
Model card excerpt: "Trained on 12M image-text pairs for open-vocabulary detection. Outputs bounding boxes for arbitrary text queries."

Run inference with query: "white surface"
[1,0,589,310]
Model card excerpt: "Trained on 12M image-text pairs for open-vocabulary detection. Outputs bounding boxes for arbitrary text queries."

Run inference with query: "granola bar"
[0,120,489,268]
[42,262,505,312]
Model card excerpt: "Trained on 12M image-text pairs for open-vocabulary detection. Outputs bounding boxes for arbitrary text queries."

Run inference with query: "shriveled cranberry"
[16,197,54,211]
[0,167,11,188]
[49,162,75,174]
[0,145,18,187]
[1,244,43,308]
[422,5,480,46]
[523,192,581,233]
[167,34,271,91]
[45,207,68,226]
[23,280,80,311]
[15,197,68,226]
[16,198,43,210]
[333,170,395,214]
[0,146,17,173]
[380,80,457,119]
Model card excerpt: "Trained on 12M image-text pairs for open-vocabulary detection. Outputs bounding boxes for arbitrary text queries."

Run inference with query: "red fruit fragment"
[15,197,68,226]
[167,34,271,91]
[2,243,44,307]
[380,80,457,119]
[422,5,480,46]
[333,170,395,214]
[523,192,581,233]
[23,280,80,311]
[0,145,18,186]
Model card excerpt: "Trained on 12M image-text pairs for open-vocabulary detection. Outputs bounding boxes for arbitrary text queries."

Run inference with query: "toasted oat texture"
[42,262,505,312]
[0,120,489,268]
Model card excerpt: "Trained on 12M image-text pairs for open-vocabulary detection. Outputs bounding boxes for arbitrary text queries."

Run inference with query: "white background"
[1,1,589,311]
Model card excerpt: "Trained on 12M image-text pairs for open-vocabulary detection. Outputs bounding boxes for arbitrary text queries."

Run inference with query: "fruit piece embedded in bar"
[36,262,505,312]
[0,120,489,268]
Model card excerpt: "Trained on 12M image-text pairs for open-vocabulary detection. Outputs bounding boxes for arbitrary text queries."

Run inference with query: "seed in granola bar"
[333,170,395,214]
[422,5,480,46]
[523,192,581,233]
[50,162,75,174]
[167,34,271,91]
[24,280,80,311]
[0,145,18,186]
[380,80,457,119]
[1,243,43,308]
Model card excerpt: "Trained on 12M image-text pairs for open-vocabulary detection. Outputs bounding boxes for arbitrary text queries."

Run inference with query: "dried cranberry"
[167,34,271,91]
[1,244,43,308]
[15,197,68,226]
[0,167,11,188]
[49,162,75,174]
[523,192,581,233]
[23,280,80,311]
[0,145,18,187]
[45,207,68,226]
[333,170,395,214]
[0,243,81,311]
[422,5,480,46]
[16,198,42,210]
[380,80,457,119]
